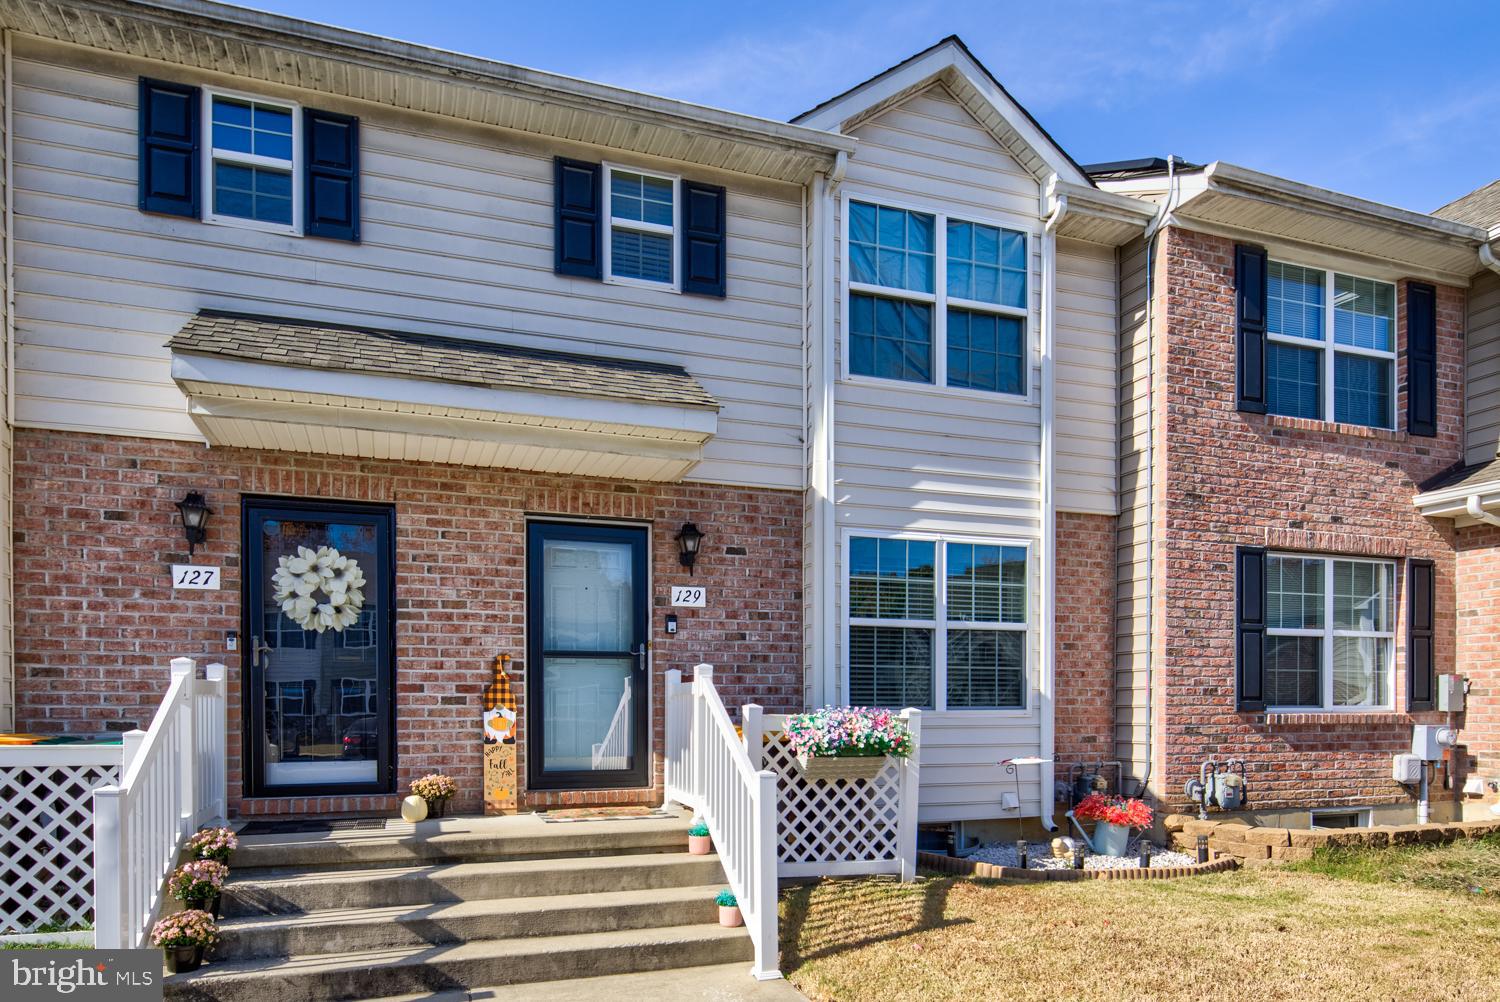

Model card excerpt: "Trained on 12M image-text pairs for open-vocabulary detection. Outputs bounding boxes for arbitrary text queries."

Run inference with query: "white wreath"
[271,545,367,633]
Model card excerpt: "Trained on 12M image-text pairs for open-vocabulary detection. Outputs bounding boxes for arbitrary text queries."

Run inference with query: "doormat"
[237,818,389,836]
[539,807,676,823]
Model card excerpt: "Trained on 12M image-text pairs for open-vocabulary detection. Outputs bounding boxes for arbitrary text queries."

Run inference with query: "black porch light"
[675,522,705,575]
[175,490,212,556]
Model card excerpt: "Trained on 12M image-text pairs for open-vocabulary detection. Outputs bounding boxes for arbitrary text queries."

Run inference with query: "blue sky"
[246,1,1500,212]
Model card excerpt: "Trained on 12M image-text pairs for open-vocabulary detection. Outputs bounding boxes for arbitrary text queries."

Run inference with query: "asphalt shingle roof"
[1420,456,1500,494]
[1434,179,1500,229]
[168,311,719,410]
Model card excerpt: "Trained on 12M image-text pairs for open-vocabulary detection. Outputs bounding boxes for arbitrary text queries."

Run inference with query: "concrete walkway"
[385,964,808,1001]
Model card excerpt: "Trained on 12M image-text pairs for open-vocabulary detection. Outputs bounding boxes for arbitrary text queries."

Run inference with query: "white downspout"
[814,170,839,706]
[1465,495,1500,529]
[1478,241,1500,278]
[1038,188,1068,831]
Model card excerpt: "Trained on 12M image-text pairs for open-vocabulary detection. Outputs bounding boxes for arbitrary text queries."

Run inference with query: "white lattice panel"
[760,732,902,875]
[0,758,119,933]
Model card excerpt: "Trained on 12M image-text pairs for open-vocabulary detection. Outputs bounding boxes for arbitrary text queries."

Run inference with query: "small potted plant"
[411,773,457,817]
[687,821,712,855]
[1072,793,1153,857]
[168,860,229,919]
[185,826,238,863]
[714,888,741,928]
[151,909,218,974]
[784,706,914,781]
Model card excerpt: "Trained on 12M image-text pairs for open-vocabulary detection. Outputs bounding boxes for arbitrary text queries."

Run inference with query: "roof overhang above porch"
[1414,458,1500,525]
[169,313,719,483]
[1162,162,1489,287]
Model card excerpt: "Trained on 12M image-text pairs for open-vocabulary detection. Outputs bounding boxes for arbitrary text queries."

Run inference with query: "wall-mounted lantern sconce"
[175,491,212,556]
[675,522,704,575]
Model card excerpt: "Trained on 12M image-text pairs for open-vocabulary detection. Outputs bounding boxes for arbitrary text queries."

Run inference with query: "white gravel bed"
[965,839,1198,871]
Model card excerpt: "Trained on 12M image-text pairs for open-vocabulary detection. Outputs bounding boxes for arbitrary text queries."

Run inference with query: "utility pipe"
[1037,188,1069,832]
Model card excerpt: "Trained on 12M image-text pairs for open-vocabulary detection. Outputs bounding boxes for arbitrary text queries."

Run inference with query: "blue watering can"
[1066,810,1131,857]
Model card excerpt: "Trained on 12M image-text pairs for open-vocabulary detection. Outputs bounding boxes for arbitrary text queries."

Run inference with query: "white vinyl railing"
[591,679,632,772]
[663,665,780,980]
[93,658,228,950]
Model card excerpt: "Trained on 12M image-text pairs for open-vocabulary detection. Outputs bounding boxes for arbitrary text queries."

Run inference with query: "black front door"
[243,498,395,798]
[527,521,650,791]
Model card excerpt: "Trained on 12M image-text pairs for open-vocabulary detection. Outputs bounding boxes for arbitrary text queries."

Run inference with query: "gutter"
[29,0,858,173]
[1037,187,1068,832]
[1466,496,1500,530]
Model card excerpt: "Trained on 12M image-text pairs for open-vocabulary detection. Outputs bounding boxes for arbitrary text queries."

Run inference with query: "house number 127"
[171,565,222,590]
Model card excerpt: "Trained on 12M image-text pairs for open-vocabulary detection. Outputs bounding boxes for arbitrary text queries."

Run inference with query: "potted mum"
[186,826,238,863]
[169,860,229,919]
[411,773,457,817]
[714,889,741,927]
[151,909,218,973]
[1072,793,1153,857]
[784,706,913,782]
[687,821,712,855]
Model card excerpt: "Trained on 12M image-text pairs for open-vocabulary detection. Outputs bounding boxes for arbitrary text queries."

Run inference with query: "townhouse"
[0,0,1496,836]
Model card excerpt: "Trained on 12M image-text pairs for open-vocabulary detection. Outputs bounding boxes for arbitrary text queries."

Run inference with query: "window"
[847,197,1028,395]
[1264,554,1395,710]
[1310,808,1370,830]
[847,535,1028,710]
[604,165,677,288]
[1265,261,1396,429]
[205,91,298,231]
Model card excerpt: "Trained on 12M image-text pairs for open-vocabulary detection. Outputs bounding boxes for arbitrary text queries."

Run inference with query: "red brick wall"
[12,428,803,817]
[1455,524,1500,779]
[1055,511,1116,767]
[1153,226,1464,811]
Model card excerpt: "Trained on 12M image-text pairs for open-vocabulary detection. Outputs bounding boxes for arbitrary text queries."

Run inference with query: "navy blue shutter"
[554,158,602,279]
[1235,244,1268,413]
[1236,546,1267,711]
[680,181,727,297]
[1406,282,1438,437]
[303,109,360,242]
[1407,559,1435,711]
[138,78,200,218]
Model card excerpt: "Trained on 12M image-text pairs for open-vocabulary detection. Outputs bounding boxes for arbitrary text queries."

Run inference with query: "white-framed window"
[1264,554,1396,711]
[1310,808,1371,830]
[337,677,377,715]
[845,533,1029,710]
[1265,261,1396,430]
[602,163,679,291]
[203,88,300,234]
[843,193,1030,396]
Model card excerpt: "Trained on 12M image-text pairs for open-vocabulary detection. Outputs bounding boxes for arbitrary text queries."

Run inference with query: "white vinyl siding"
[832,82,1045,825]
[1114,234,1152,789]
[0,48,12,732]
[1054,238,1119,516]
[9,38,806,490]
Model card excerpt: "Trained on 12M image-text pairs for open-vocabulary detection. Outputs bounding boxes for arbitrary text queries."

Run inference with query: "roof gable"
[794,36,1091,188]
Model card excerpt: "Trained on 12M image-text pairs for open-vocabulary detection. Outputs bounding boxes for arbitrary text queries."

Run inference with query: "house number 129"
[670,586,706,607]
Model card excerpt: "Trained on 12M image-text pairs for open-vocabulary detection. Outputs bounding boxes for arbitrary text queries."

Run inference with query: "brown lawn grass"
[781,840,1500,1002]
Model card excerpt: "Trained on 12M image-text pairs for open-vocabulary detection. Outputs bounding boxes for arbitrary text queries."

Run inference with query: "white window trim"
[839,188,1035,403]
[601,162,681,294]
[201,86,302,237]
[1266,263,1397,430]
[840,528,1033,713]
[1265,553,1397,713]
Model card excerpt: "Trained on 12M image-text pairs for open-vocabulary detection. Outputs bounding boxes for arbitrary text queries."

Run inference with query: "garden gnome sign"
[483,653,519,814]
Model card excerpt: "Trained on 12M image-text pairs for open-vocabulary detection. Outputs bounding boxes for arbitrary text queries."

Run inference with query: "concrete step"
[222,852,728,917]
[228,816,692,872]
[215,884,726,959]
[371,963,804,1001]
[166,924,754,1002]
